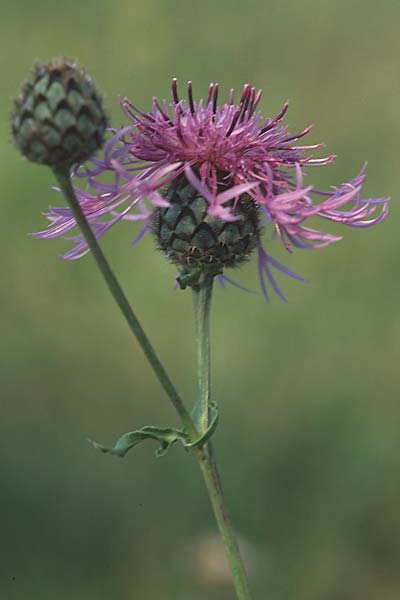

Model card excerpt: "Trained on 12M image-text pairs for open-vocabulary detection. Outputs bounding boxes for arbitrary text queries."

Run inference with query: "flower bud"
[11,58,108,168]
[153,174,261,275]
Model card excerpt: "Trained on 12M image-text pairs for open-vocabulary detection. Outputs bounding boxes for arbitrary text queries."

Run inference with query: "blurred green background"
[1,1,400,598]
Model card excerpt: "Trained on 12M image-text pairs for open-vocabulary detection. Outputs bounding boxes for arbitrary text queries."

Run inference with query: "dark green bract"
[153,174,261,277]
[12,58,108,167]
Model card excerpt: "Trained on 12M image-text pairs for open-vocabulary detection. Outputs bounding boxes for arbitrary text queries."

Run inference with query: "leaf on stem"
[89,425,189,458]
[188,402,219,448]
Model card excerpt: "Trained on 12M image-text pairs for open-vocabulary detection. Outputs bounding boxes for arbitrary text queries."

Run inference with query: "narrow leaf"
[89,425,189,458]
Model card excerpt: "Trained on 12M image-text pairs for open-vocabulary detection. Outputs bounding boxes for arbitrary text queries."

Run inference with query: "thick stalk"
[192,278,252,600]
[53,167,197,439]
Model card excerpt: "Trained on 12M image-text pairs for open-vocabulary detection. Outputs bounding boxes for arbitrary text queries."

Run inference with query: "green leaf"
[187,401,219,448]
[89,425,190,458]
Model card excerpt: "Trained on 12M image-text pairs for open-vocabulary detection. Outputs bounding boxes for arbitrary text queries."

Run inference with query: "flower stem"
[192,278,252,600]
[53,167,197,439]
[54,167,252,598]
[195,445,253,599]
[191,275,213,433]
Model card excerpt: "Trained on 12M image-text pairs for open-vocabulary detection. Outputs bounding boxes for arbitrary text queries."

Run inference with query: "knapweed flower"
[35,79,388,300]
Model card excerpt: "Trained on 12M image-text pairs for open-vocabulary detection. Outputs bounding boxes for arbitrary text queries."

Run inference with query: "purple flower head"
[35,80,388,300]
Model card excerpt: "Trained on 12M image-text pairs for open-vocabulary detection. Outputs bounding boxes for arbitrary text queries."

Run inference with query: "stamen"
[187,81,195,115]
[239,83,250,104]
[212,83,219,114]
[239,84,251,122]
[260,100,289,133]
[226,104,243,136]
[252,89,263,113]
[273,100,289,123]
[171,78,179,104]
[152,97,171,122]
[119,97,156,123]
[206,83,214,106]
[281,124,314,143]
[247,87,256,116]
[175,111,187,144]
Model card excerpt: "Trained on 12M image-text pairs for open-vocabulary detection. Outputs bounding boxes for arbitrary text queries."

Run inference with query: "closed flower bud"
[11,58,108,168]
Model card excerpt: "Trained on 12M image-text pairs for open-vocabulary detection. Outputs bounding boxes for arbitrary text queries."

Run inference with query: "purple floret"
[34,79,389,300]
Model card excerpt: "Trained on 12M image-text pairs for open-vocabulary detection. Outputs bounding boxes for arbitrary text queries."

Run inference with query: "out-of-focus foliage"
[1,1,400,598]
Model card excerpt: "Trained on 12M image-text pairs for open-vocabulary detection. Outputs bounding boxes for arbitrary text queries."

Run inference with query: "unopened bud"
[11,58,108,168]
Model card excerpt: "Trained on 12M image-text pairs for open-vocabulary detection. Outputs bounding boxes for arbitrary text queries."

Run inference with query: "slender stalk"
[192,276,213,433]
[53,167,197,439]
[55,167,252,598]
[195,446,253,599]
[192,278,252,600]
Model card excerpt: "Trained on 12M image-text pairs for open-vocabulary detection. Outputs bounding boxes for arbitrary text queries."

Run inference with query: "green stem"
[195,446,253,599]
[192,276,213,433]
[55,167,251,597]
[192,277,252,600]
[53,167,197,440]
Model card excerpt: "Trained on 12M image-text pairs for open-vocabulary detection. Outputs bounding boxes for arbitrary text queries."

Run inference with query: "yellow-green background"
[1,1,400,598]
